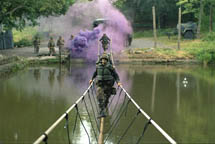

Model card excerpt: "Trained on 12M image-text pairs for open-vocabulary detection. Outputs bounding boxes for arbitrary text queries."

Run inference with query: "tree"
[177,0,215,33]
[205,0,215,32]
[0,0,75,31]
[114,0,178,30]
[197,0,203,38]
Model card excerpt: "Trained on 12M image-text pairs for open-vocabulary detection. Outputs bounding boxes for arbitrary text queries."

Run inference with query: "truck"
[177,21,197,39]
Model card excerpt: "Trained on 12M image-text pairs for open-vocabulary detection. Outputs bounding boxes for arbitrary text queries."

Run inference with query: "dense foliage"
[14,38,33,48]
[0,0,75,30]
[114,0,215,31]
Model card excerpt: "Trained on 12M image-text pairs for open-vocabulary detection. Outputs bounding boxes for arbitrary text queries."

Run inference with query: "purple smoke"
[67,0,132,60]
[39,0,132,60]
[68,28,101,59]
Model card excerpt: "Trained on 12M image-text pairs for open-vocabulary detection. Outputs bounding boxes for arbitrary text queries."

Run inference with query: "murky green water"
[0,64,215,143]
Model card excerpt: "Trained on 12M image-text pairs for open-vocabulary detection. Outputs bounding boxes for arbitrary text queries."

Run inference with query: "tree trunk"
[0,24,3,33]
[158,11,161,29]
[152,6,157,48]
[209,4,213,32]
[178,7,181,50]
[197,0,204,38]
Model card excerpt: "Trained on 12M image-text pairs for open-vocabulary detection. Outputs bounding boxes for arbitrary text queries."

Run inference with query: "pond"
[0,64,215,143]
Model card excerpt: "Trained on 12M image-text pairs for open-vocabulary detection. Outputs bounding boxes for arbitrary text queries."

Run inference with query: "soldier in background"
[48,37,56,56]
[70,34,74,41]
[57,36,65,55]
[99,33,110,51]
[67,34,74,60]
[33,36,40,54]
[127,34,132,46]
[89,53,121,118]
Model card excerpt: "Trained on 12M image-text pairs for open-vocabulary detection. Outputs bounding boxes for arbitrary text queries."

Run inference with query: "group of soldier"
[90,33,121,118]
[33,36,65,56]
[34,33,121,118]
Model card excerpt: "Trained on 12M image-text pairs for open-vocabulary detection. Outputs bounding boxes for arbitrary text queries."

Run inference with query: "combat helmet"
[100,53,109,61]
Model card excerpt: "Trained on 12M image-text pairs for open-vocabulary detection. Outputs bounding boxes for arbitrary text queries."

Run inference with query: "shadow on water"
[0,64,215,143]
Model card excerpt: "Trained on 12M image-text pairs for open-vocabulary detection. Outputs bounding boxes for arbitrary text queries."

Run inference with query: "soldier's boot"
[98,99,106,118]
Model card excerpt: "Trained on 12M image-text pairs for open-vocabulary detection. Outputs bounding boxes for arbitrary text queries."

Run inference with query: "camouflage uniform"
[33,37,40,54]
[99,34,110,51]
[92,53,120,117]
[48,37,56,56]
[57,36,65,55]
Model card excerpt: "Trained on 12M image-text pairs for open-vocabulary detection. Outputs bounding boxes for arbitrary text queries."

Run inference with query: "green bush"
[14,38,33,48]
[197,48,215,63]
[185,42,215,63]
[202,32,215,41]
[13,26,37,42]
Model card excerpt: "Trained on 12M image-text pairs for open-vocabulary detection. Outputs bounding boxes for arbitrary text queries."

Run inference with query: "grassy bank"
[132,30,215,64]
[0,56,67,78]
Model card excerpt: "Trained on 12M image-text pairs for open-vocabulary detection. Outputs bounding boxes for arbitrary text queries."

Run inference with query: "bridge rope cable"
[64,113,71,144]
[104,94,129,135]
[33,81,94,144]
[83,96,98,142]
[124,94,130,117]
[117,110,141,144]
[136,118,152,144]
[42,133,48,144]
[109,40,175,143]
[108,86,120,107]
[87,90,100,132]
[72,110,78,139]
[34,78,176,144]
[109,88,123,116]
[119,86,177,144]
[121,93,128,108]
[75,104,91,144]
[104,99,131,144]
[90,85,99,114]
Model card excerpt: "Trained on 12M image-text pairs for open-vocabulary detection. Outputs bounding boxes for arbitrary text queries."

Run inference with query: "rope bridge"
[33,81,177,144]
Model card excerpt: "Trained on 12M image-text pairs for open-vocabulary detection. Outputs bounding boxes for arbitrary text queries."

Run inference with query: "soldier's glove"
[89,80,93,84]
[117,82,121,86]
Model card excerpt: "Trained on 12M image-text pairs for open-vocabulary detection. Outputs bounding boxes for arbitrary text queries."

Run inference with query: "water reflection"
[48,69,56,88]
[151,72,157,112]
[57,65,66,87]
[33,69,41,81]
[1,65,215,143]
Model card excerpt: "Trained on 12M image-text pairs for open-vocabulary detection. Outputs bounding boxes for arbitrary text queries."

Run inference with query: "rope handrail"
[34,80,177,144]
[33,81,94,144]
[119,85,177,144]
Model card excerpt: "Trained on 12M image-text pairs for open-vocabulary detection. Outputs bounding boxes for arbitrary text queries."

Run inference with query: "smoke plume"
[39,0,132,60]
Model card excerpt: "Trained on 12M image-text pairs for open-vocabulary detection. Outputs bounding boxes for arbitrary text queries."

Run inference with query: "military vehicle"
[93,18,109,28]
[177,22,197,39]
